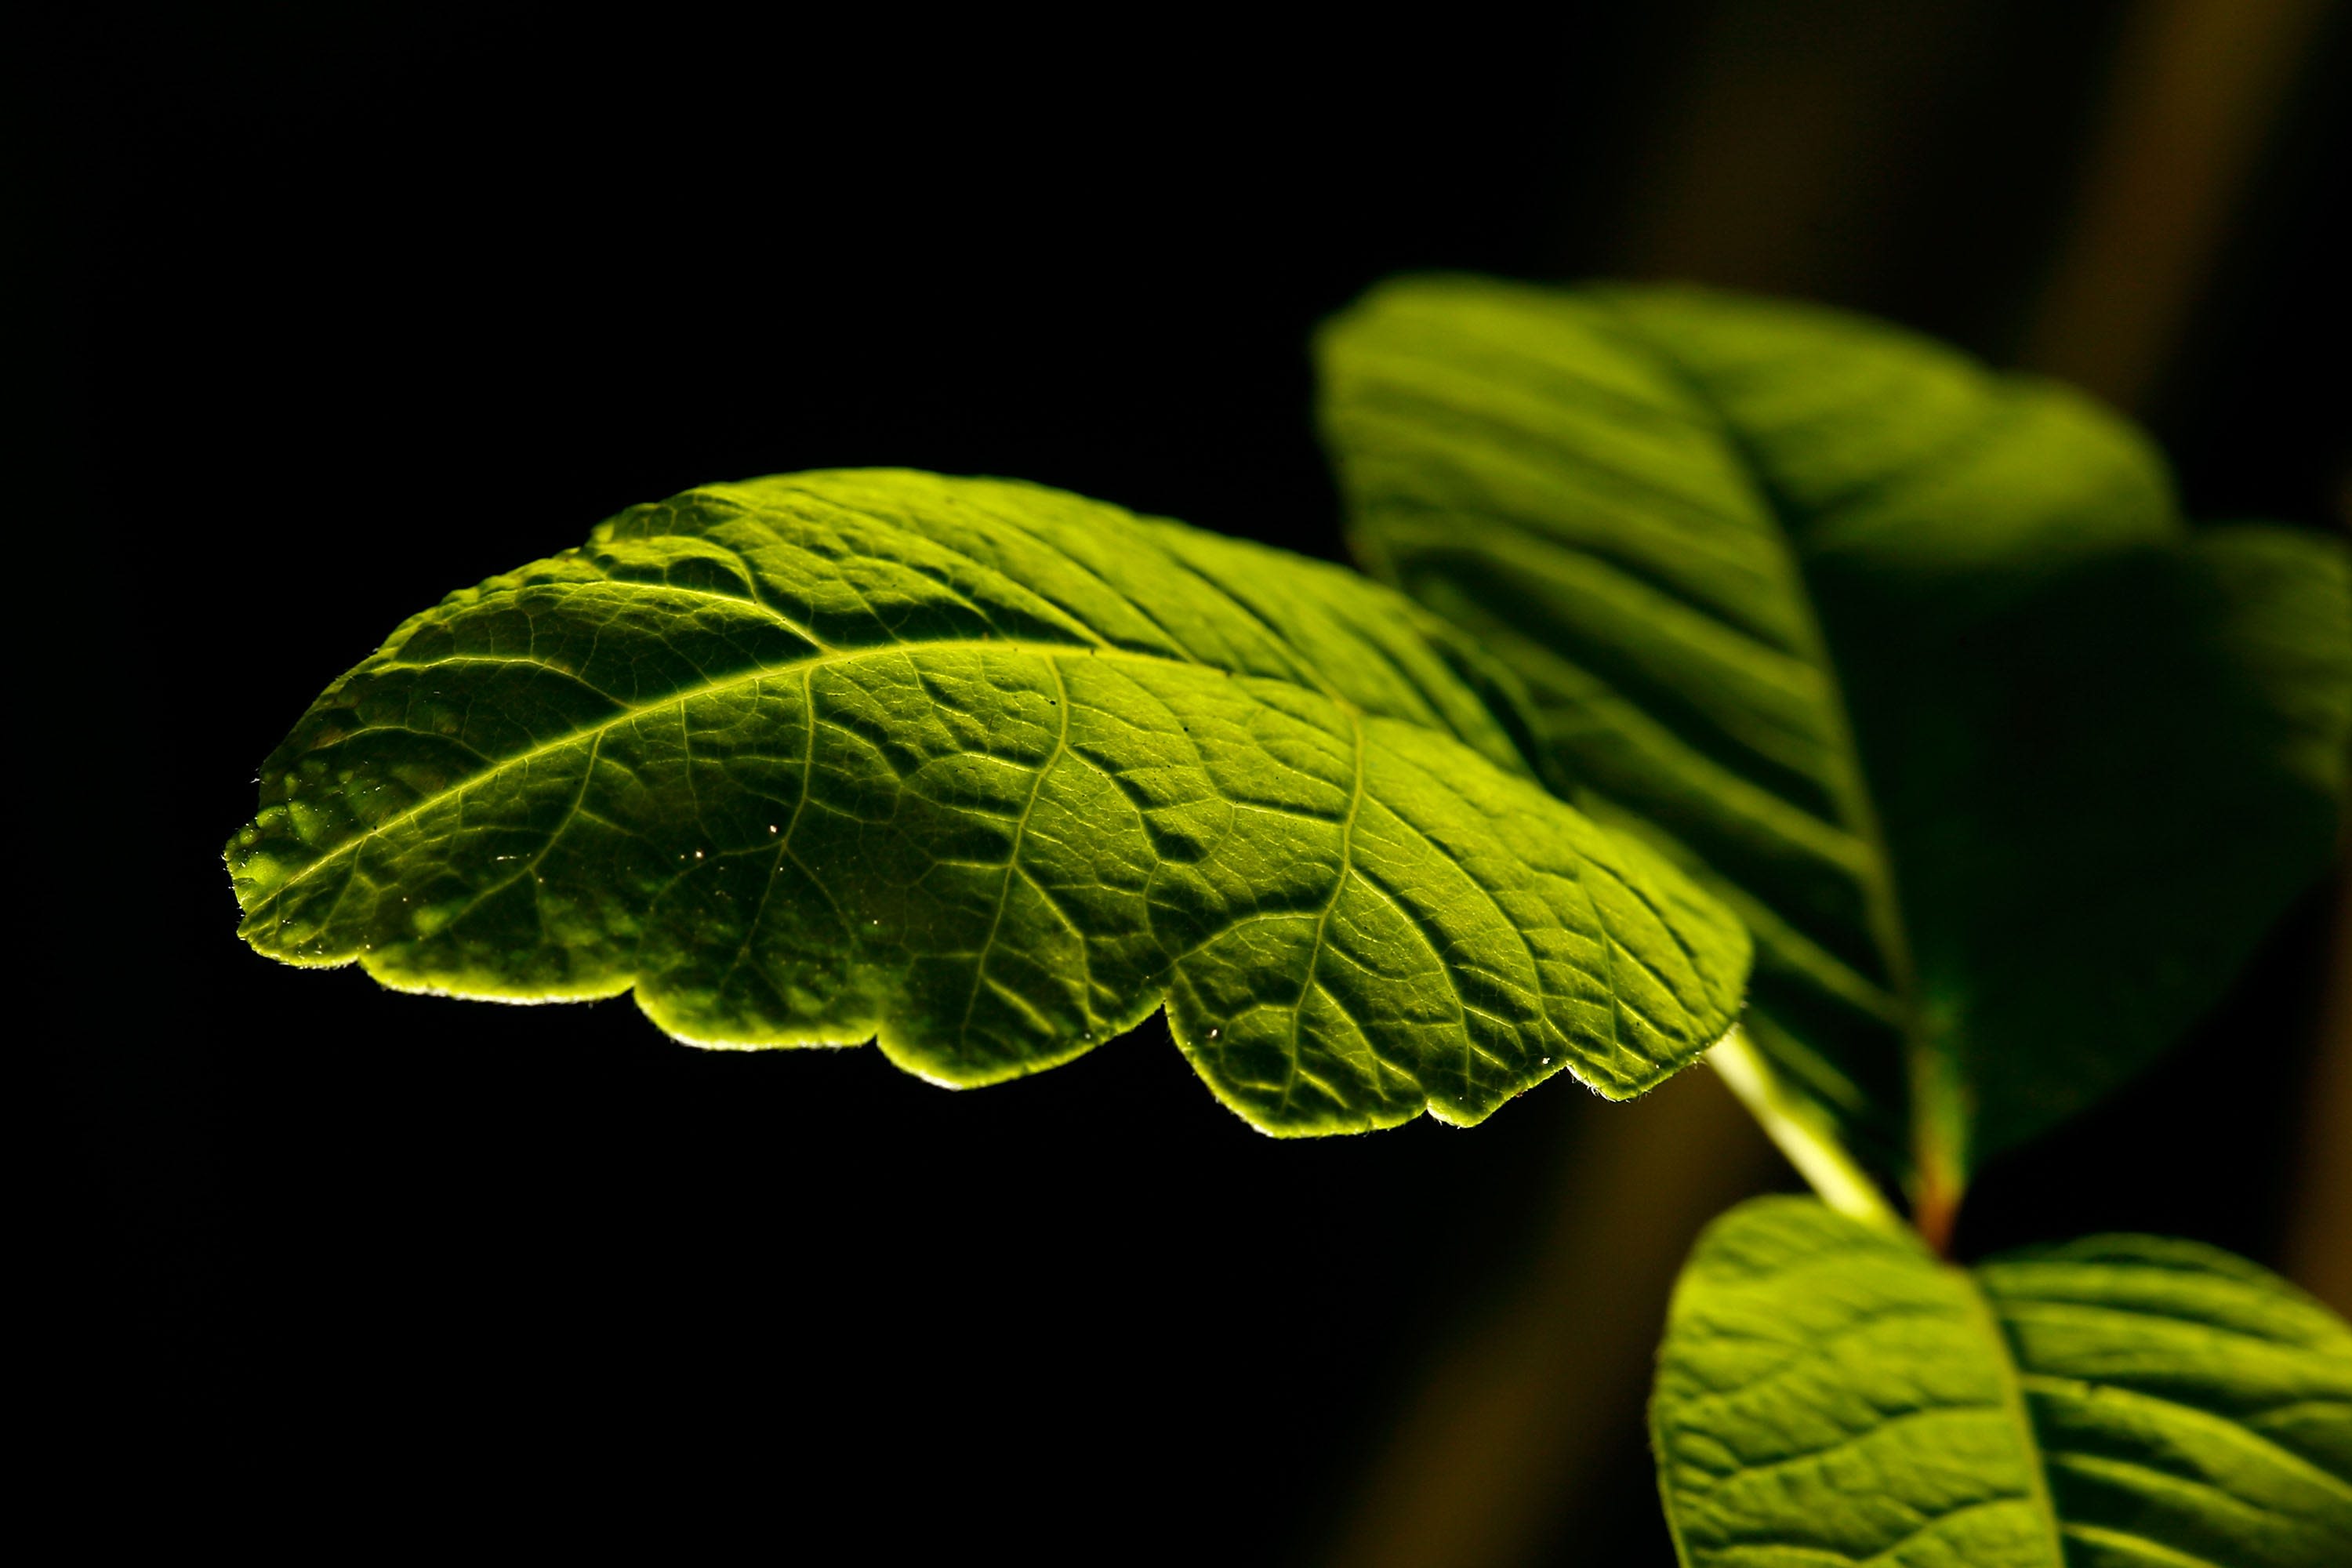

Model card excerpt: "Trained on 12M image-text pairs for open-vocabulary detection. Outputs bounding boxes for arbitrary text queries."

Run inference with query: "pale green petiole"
[1708,1024,1901,1230]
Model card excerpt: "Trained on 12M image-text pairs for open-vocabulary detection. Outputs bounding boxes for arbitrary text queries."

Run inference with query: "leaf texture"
[1653,1198,2064,1567]
[1980,1237,2352,1568]
[1319,275,2352,1181]
[1654,1198,2352,1568]
[227,469,1750,1133]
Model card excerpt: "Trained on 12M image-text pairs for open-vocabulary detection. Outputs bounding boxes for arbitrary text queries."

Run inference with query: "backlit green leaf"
[1319,276,2352,1187]
[227,470,1750,1133]
[1653,1198,2352,1568]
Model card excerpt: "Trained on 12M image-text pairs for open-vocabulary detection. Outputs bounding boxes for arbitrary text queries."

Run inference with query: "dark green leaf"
[227,469,1750,1134]
[1319,275,2352,1185]
[1654,1197,2352,1568]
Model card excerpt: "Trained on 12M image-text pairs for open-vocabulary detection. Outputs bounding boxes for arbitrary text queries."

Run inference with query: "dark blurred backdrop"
[25,3,2348,1559]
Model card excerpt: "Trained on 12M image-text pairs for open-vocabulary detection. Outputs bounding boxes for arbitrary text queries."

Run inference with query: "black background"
[28,5,2347,1558]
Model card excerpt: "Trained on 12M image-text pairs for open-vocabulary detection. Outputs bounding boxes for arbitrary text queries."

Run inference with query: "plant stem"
[1710,1025,1901,1231]
[1906,1047,1966,1257]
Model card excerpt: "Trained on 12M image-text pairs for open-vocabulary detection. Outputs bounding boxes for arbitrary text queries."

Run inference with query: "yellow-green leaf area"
[1653,1197,2063,1567]
[1980,1236,2352,1568]
[228,470,1751,1133]
[1654,1199,2352,1568]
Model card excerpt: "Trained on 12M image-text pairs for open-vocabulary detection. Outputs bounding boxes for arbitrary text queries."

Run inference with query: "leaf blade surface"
[228,469,1751,1133]
[1320,275,2352,1179]
[1655,1200,2352,1568]
[1651,1196,2063,1568]
[1980,1236,2352,1568]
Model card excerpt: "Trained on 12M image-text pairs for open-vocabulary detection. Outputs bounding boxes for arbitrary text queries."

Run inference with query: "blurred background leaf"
[1321,279,2350,1214]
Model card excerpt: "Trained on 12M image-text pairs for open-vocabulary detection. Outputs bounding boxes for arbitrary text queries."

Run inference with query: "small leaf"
[1653,1198,2352,1568]
[227,469,1750,1133]
[1319,275,2352,1184]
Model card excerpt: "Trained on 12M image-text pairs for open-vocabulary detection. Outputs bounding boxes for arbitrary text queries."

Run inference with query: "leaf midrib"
[1588,302,1940,1196]
[246,633,1363,924]
[1963,1270,2072,1568]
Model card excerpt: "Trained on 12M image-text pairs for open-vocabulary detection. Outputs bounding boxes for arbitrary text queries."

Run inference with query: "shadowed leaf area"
[228,470,1749,1133]
[1653,1198,2352,1568]
[1320,277,2352,1181]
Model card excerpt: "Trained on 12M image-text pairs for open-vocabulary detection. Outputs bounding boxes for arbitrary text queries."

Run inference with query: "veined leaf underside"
[1321,274,2351,1183]
[229,469,1750,1134]
[1323,281,1945,1176]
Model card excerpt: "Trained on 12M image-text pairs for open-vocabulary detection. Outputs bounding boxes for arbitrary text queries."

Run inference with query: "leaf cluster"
[230,278,2352,1563]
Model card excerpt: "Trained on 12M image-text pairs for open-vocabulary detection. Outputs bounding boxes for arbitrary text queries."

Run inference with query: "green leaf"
[1653,1197,2352,1568]
[227,469,1750,1134]
[1983,1236,2352,1568]
[1319,275,2352,1189]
